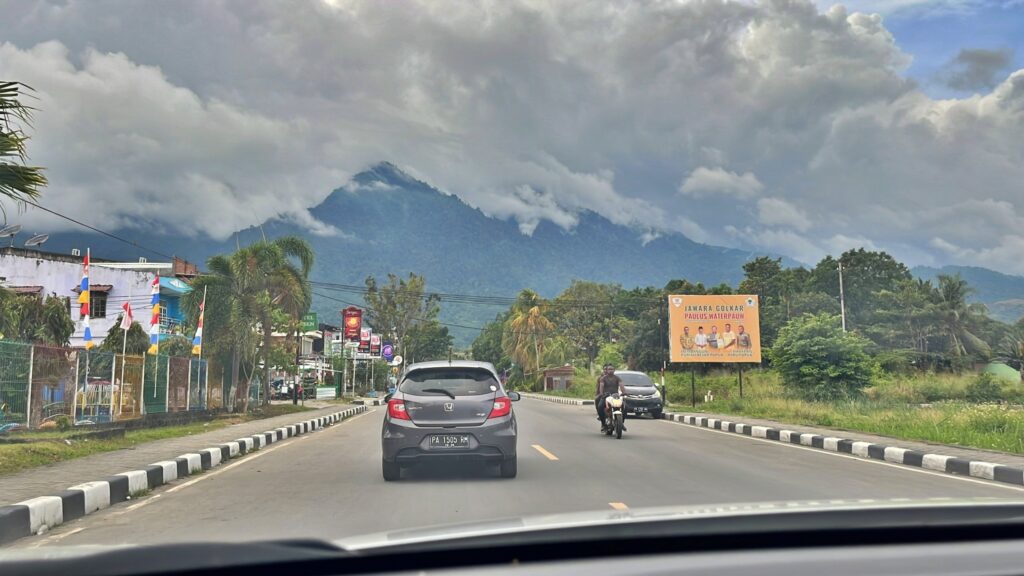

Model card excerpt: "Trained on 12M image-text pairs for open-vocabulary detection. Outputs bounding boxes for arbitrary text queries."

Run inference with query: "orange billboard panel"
[668,294,761,363]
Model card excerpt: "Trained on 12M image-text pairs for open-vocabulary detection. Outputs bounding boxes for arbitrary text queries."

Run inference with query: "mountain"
[29,163,768,344]
[912,265,1024,325]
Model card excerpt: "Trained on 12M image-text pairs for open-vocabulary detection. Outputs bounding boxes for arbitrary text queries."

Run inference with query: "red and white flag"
[120,301,134,331]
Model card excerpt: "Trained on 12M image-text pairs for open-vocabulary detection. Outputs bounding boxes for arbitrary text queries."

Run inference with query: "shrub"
[55,415,72,432]
[770,314,876,401]
[966,372,1003,403]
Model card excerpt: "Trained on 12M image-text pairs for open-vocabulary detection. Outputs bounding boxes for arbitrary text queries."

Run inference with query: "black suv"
[617,371,663,419]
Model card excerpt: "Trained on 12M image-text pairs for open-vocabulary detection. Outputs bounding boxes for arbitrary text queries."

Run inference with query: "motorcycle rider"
[595,363,625,432]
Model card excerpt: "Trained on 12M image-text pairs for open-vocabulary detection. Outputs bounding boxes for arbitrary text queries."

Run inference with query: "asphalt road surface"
[13,399,1024,548]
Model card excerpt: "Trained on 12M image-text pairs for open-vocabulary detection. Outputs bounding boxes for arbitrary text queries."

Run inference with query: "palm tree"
[996,328,1024,374]
[0,82,47,212]
[503,289,554,376]
[184,236,313,411]
[934,274,991,359]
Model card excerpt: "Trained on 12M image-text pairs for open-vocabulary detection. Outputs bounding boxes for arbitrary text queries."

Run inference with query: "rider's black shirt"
[597,374,622,396]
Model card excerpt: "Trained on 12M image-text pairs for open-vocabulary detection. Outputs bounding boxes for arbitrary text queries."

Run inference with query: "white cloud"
[679,167,764,199]
[0,0,1022,273]
[757,198,812,231]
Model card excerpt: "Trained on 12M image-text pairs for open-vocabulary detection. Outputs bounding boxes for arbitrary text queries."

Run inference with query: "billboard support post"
[738,366,744,399]
[690,368,696,408]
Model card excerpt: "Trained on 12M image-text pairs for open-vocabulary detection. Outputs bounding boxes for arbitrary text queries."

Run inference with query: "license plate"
[634,407,648,413]
[429,434,470,448]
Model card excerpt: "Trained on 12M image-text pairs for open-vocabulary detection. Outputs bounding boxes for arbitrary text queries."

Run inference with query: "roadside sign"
[391,355,404,366]
[359,328,371,354]
[370,334,382,356]
[391,367,399,375]
[301,312,317,332]
[382,342,394,362]
[668,294,761,363]
[342,307,362,341]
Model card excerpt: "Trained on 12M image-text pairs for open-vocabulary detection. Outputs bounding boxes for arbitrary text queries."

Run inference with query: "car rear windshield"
[400,368,499,397]
[617,373,654,386]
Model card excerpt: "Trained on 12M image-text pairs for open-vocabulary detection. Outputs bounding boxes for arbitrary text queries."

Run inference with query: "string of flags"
[74,250,207,356]
[192,288,206,356]
[148,275,160,355]
[78,249,93,349]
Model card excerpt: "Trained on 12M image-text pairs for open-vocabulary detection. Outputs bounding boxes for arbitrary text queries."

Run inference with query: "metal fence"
[0,340,222,429]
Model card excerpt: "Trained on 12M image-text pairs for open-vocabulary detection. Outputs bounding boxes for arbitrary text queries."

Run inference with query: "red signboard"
[359,328,371,354]
[370,334,382,357]
[342,307,362,341]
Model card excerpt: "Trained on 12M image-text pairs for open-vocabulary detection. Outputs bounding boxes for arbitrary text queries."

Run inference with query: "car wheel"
[500,457,517,478]
[382,459,400,481]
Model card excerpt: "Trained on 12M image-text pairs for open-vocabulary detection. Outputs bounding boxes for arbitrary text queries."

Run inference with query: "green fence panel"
[143,355,170,414]
[0,341,32,429]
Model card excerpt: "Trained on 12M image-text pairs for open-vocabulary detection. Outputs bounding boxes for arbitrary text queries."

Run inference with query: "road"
[13,398,1024,548]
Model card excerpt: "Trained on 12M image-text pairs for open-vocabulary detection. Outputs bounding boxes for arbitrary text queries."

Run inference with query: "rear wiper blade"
[420,388,456,399]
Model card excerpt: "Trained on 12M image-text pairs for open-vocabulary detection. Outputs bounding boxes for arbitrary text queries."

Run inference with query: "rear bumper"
[382,415,517,464]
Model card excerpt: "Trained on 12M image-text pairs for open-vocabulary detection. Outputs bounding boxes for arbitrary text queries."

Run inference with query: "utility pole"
[838,261,847,333]
[293,328,300,405]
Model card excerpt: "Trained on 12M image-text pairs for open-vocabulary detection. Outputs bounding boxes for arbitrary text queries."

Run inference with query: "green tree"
[595,342,625,369]
[471,313,508,367]
[548,281,620,366]
[161,335,194,358]
[811,249,911,327]
[98,316,150,355]
[0,82,47,211]
[36,295,75,346]
[0,292,74,345]
[996,328,1024,373]
[364,273,439,354]
[934,274,990,360]
[502,289,554,375]
[183,236,313,411]
[405,319,453,362]
[771,313,876,400]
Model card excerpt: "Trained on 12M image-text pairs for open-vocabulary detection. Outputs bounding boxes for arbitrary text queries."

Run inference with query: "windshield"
[2,0,1023,565]
[617,373,655,387]
[400,368,498,397]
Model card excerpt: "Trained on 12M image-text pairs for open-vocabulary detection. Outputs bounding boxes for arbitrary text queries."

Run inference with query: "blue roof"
[159,277,192,295]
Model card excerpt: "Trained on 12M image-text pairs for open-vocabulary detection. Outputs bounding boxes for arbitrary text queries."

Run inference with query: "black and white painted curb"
[663,412,1024,488]
[521,393,594,406]
[0,406,367,546]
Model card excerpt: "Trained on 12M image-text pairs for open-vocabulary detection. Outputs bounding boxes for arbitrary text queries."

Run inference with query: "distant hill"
[30,163,770,344]
[912,265,1024,324]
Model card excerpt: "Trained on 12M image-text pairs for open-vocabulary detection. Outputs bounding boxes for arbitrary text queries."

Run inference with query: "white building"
[0,247,197,348]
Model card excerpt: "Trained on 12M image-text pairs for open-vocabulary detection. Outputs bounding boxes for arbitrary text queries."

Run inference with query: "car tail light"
[488,396,511,419]
[387,398,411,420]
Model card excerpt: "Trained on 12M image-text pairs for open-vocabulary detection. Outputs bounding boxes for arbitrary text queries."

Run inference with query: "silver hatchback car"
[381,360,520,481]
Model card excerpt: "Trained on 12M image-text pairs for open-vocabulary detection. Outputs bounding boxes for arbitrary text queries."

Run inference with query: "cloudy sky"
[1,0,1023,273]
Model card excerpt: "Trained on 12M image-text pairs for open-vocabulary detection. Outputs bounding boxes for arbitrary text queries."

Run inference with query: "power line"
[21,198,178,260]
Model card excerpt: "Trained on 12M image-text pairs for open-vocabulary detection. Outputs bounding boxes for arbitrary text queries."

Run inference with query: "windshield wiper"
[420,388,456,399]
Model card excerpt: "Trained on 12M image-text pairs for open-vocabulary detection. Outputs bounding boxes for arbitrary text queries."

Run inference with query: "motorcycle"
[602,393,625,439]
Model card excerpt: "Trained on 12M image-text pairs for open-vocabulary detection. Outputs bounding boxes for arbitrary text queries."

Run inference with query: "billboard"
[342,307,362,341]
[668,294,761,363]
[359,328,371,354]
[370,334,382,357]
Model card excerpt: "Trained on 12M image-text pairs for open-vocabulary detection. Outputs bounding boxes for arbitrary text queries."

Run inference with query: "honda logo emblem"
[444,402,454,412]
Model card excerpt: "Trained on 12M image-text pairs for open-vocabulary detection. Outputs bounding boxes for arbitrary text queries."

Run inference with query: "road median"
[0,406,367,547]
[520,392,594,406]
